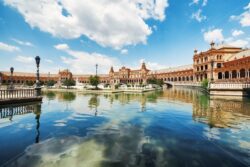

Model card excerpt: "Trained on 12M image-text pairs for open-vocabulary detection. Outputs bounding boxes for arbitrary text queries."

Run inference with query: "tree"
[62,79,75,89]
[147,77,164,86]
[89,75,100,89]
[201,79,209,89]
[26,81,34,86]
[47,80,56,87]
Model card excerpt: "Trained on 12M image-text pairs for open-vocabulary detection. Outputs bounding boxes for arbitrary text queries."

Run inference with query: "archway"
[225,71,229,79]
[232,70,237,79]
[240,69,245,78]
[218,72,222,79]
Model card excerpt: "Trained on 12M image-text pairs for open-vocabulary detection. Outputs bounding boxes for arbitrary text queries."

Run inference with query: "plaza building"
[0,43,250,86]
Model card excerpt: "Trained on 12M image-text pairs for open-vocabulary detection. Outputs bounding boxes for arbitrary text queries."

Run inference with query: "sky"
[0,0,250,74]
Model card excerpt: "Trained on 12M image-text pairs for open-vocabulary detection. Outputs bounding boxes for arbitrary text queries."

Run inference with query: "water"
[0,88,250,167]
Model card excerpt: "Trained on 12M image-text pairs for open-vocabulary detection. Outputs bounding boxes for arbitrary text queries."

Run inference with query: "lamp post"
[210,59,214,82]
[95,64,98,76]
[35,56,41,96]
[10,67,14,90]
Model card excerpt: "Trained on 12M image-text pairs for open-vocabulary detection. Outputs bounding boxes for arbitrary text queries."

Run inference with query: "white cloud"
[189,0,199,6]
[191,9,206,22]
[226,39,249,48]
[4,0,168,49]
[11,38,34,47]
[203,29,224,43]
[0,42,20,52]
[202,0,207,6]
[54,43,69,50]
[139,59,166,70]
[230,3,250,27]
[232,30,244,37]
[15,55,33,63]
[120,49,128,55]
[55,43,121,74]
[45,59,53,63]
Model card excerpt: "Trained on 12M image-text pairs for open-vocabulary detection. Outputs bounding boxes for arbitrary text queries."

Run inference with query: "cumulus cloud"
[230,2,250,27]
[0,42,20,52]
[203,29,224,43]
[4,0,168,49]
[55,43,121,74]
[139,59,166,70]
[232,30,244,37]
[226,39,248,48]
[11,38,34,47]
[191,9,206,22]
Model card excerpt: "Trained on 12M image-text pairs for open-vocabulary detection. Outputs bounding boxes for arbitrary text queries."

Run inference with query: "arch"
[232,70,237,79]
[178,77,181,81]
[218,72,222,79]
[225,71,229,79]
[182,76,185,81]
[240,69,245,78]
[186,76,189,81]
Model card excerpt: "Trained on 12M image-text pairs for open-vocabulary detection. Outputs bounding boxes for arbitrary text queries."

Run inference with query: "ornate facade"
[0,43,250,86]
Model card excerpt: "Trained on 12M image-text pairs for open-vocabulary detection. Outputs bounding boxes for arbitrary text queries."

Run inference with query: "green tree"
[26,81,34,86]
[201,79,209,89]
[89,75,100,89]
[47,80,56,87]
[147,77,164,86]
[62,79,76,89]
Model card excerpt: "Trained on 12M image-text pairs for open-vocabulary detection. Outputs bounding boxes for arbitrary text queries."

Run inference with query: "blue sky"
[0,0,250,74]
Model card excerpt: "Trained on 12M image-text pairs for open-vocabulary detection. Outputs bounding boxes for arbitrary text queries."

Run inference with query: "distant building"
[0,43,250,86]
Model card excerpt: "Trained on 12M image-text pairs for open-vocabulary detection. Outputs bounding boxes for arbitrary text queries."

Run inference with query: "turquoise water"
[0,88,250,167]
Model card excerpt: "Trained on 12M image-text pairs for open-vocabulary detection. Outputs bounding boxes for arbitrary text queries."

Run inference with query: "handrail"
[0,89,36,100]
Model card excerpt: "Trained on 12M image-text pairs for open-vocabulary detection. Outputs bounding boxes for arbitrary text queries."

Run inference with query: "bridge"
[164,81,201,87]
[163,81,250,97]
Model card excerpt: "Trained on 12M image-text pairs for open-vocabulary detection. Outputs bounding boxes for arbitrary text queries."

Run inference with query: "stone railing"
[0,89,36,100]
[209,83,250,89]
[165,82,202,87]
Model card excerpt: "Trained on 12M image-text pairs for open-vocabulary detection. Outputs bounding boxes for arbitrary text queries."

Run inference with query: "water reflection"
[1,89,250,167]
[88,95,99,116]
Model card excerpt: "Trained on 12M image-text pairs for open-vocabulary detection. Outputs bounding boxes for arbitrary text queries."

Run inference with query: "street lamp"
[35,56,41,96]
[10,67,14,90]
[95,64,98,76]
[210,59,214,82]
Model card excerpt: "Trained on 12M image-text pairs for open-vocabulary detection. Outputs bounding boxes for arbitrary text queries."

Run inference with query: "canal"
[0,88,249,167]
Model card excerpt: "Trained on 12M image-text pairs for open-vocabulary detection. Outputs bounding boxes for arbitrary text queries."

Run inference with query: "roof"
[149,64,193,74]
[0,71,58,77]
[214,44,241,50]
[226,49,250,61]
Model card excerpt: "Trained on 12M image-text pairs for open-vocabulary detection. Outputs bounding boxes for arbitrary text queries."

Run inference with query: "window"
[205,65,208,70]
[217,63,222,68]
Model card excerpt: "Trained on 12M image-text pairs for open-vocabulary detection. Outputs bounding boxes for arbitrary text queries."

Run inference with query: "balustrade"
[0,89,36,100]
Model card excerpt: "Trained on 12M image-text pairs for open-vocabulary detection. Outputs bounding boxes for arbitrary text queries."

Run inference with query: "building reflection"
[0,102,42,143]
